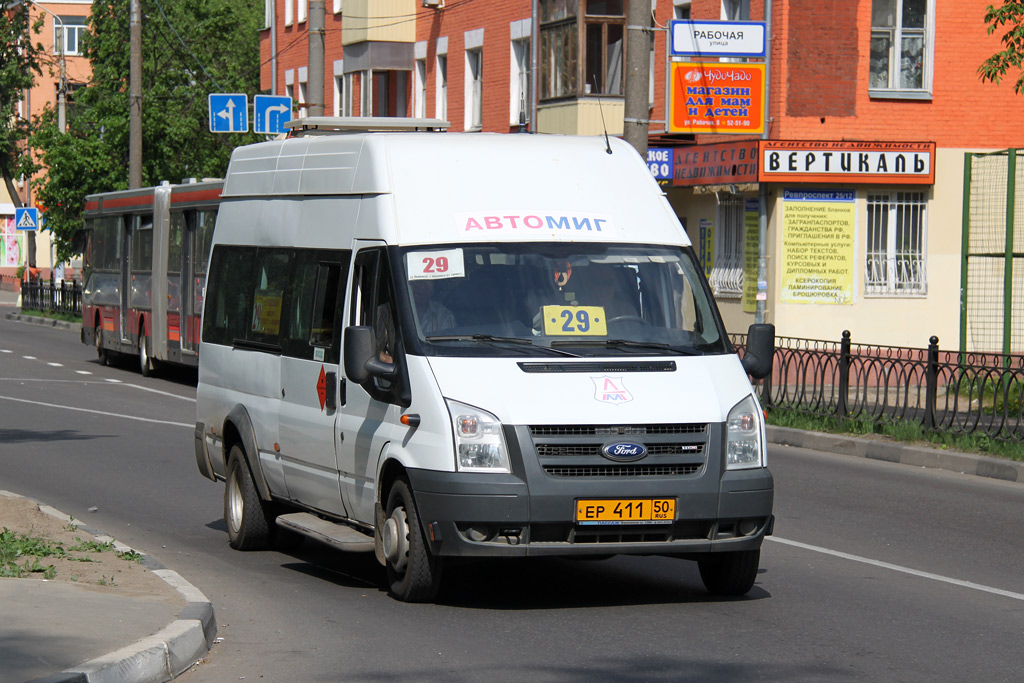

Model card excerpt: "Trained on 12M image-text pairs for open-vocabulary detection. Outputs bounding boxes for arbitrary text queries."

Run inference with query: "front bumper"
[406,423,773,558]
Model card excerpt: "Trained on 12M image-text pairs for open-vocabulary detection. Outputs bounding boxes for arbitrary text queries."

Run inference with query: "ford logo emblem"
[601,442,648,462]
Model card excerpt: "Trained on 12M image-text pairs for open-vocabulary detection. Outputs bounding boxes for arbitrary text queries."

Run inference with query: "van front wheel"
[383,478,442,602]
[225,447,271,550]
[698,549,760,596]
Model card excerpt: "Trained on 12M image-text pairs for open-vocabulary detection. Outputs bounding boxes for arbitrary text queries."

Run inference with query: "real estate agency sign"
[669,62,765,135]
[759,141,936,184]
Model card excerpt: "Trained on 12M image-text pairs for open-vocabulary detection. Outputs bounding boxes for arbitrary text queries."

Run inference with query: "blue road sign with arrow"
[209,93,249,133]
[254,95,293,135]
[15,207,39,231]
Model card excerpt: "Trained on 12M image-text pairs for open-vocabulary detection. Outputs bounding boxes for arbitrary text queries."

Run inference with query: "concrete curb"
[3,310,82,334]
[767,425,1024,484]
[3,492,217,683]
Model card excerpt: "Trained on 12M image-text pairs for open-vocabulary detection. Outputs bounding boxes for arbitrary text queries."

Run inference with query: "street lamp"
[25,0,67,133]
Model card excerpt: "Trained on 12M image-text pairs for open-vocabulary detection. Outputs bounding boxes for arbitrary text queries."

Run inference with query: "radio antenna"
[593,76,613,155]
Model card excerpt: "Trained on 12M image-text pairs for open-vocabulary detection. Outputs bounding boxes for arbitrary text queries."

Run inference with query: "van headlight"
[446,400,511,473]
[726,395,765,470]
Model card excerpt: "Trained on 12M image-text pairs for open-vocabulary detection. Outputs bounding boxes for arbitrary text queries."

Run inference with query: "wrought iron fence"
[19,279,83,317]
[732,330,1024,442]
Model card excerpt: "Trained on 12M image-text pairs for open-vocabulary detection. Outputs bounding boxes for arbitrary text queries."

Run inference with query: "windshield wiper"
[549,338,701,355]
[426,334,580,357]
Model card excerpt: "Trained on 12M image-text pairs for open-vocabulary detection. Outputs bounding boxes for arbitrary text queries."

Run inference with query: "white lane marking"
[22,356,36,360]
[105,378,122,383]
[1,350,11,353]
[76,370,92,375]
[769,536,1024,602]
[47,362,63,367]
[0,394,192,429]
[0,377,194,402]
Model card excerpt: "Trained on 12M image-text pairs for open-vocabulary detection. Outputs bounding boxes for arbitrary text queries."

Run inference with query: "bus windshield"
[396,243,730,358]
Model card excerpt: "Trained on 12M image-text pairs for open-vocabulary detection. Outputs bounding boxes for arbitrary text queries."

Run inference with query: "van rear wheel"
[225,446,271,550]
[383,477,442,602]
[698,549,760,596]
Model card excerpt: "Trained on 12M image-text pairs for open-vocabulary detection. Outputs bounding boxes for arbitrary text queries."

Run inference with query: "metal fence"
[19,279,83,317]
[733,330,1024,442]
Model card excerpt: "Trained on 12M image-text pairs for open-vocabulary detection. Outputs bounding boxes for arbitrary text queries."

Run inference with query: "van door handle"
[325,371,338,412]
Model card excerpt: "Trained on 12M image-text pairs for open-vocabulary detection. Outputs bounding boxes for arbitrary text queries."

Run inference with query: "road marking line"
[76,370,92,375]
[22,356,36,360]
[0,394,193,429]
[0,377,194,401]
[47,362,63,367]
[768,536,1024,601]
[1,350,10,353]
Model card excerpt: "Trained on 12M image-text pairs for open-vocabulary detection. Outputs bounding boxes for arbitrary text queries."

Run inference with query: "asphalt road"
[1,313,1022,682]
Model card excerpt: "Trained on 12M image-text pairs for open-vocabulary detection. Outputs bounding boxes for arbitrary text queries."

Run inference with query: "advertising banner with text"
[780,189,856,305]
[760,141,935,185]
[669,62,765,134]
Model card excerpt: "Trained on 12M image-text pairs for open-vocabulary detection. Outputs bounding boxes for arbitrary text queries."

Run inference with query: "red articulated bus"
[81,179,221,374]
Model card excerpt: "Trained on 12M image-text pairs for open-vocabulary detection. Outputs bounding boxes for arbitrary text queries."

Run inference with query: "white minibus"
[195,118,775,602]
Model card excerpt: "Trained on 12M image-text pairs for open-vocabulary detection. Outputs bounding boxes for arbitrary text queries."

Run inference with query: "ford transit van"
[195,117,775,602]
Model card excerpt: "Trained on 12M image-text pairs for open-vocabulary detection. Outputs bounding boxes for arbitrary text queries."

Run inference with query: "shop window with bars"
[865,192,927,295]
[709,194,744,298]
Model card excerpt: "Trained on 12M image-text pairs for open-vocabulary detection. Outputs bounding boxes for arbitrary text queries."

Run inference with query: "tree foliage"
[27,0,265,261]
[0,2,43,180]
[979,1,1024,94]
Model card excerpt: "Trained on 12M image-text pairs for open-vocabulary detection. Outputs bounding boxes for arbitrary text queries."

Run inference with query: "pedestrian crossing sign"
[15,207,39,231]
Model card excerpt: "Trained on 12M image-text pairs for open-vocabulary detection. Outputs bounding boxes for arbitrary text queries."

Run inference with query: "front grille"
[531,424,707,437]
[537,443,704,457]
[543,464,703,477]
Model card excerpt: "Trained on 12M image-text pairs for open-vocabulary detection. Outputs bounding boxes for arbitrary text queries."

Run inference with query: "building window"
[870,0,931,94]
[54,16,87,56]
[584,1,624,96]
[298,79,308,118]
[298,0,308,23]
[721,0,749,20]
[414,59,427,118]
[465,49,483,130]
[285,0,293,26]
[674,0,691,20]
[371,70,408,117]
[265,0,273,29]
[511,37,531,125]
[436,54,447,120]
[866,191,927,296]
[539,0,624,100]
[709,194,744,298]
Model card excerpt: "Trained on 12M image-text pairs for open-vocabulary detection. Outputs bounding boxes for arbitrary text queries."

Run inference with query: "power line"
[150,0,222,91]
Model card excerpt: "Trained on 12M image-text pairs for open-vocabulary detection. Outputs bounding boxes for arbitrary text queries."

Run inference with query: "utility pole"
[308,0,325,117]
[129,0,142,188]
[623,0,653,157]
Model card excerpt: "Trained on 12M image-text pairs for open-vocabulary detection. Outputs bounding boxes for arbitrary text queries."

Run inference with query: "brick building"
[2,0,92,279]
[262,0,1023,349]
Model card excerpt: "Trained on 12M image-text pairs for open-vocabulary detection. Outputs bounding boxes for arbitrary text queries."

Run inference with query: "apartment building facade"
[262,0,1022,350]
[2,0,93,278]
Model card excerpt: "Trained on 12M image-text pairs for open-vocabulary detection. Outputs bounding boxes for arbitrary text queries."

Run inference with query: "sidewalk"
[0,491,215,683]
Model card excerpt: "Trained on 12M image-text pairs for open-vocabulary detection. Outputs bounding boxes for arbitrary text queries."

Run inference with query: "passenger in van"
[410,279,455,334]
[375,302,396,363]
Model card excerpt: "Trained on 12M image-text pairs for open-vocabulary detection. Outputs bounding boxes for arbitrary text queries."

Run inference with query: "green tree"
[27,0,264,261]
[979,1,1024,94]
[0,2,43,187]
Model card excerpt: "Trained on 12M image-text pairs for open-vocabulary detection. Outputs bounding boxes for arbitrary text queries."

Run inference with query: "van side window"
[280,250,349,363]
[249,249,292,347]
[352,248,403,402]
[203,245,256,345]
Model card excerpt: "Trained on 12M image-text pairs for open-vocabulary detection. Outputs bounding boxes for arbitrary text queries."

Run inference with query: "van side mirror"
[741,323,775,380]
[344,325,398,383]
[344,326,374,383]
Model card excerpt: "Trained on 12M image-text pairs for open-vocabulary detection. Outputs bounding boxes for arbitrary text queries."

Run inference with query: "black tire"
[225,446,272,550]
[382,477,442,602]
[698,549,760,596]
[95,319,108,366]
[139,326,153,377]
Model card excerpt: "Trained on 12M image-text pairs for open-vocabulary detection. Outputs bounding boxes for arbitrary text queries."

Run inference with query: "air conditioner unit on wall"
[423,0,442,7]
